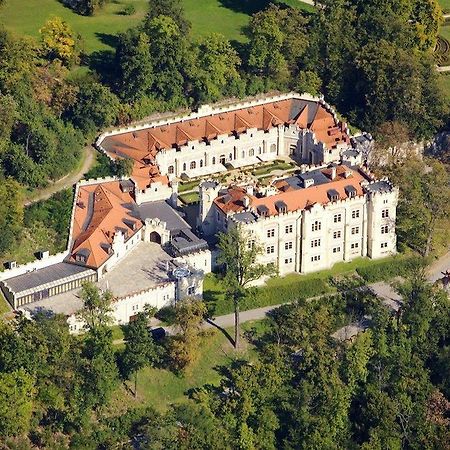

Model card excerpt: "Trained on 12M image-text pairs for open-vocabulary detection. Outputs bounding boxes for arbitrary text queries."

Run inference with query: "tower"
[198,180,221,236]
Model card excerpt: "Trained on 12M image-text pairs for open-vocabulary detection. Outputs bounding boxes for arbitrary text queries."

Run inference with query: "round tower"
[198,180,221,236]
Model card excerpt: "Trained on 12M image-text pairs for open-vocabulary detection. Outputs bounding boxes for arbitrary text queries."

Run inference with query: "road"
[111,250,450,345]
[23,145,96,206]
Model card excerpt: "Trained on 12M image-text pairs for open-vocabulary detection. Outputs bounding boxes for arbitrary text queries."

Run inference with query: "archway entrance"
[149,231,162,244]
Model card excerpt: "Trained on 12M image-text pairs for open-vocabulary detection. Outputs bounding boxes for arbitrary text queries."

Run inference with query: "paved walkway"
[23,145,96,206]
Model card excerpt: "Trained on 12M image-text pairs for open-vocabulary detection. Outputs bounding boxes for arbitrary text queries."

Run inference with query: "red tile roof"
[70,181,142,269]
[214,166,369,217]
[101,99,349,188]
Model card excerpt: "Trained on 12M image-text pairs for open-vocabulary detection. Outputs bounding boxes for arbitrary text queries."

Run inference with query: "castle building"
[0,93,398,332]
[199,164,398,276]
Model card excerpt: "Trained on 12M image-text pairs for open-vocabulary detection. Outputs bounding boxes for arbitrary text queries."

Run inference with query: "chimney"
[243,196,250,208]
[246,185,254,196]
[331,166,337,180]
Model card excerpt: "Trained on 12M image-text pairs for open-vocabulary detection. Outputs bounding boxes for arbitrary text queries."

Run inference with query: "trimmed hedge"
[206,275,332,316]
[356,256,418,283]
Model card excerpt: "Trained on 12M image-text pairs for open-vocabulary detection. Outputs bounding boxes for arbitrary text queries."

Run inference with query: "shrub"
[356,256,418,283]
[122,4,136,15]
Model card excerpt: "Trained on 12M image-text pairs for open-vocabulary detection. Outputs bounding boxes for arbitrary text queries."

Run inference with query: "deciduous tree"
[217,225,276,349]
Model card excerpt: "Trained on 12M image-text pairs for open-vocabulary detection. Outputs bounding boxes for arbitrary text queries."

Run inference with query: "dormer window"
[344,185,357,198]
[75,248,90,263]
[275,201,287,214]
[257,205,269,217]
[327,189,340,202]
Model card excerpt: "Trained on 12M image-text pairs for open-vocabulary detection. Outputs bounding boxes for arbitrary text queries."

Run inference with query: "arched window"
[212,157,216,165]
[183,162,187,171]
[241,150,245,159]
[190,161,196,170]
[168,165,174,174]
[270,143,276,153]
[249,148,255,157]
[258,147,262,154]
[228,153,233,161]
[200,160,204,168]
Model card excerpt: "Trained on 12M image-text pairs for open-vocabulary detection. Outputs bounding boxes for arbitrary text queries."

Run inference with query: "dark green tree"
[122,310,159,396]
[147,0,191,34]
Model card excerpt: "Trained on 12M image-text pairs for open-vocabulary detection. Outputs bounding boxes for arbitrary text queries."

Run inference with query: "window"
[228,153,233,161]
[381,242,388,249]
[311,255,321,262]
[312,221,321,232]
[352,210,360,219]
[182,162,187,171]
[381,225,389,234]
[311,239,321,248]
[190,161,196,170]
[168,165,174,174]
[351,242,359,249]
[188,286,195,295]
[333,214,342,223]
[382,209,389,218]
[200,160,204,168]
[266,245,275,254]
[383,199,388,204]
[270,143,276,153]
[284,258,293,264]
[351,226,359,235]
[249,148,255,157]
[267,228,275,238]
[241,150,245,159]
[212,157,216,165]
[285,224,293,233]
[333,230,341,239]
[247,240,255,249]
[285,241,293,250]
[333,246,341,253]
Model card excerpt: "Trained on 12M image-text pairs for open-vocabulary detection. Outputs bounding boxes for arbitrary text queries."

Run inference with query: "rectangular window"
[285,241,293,250]
[333,230,342,239]
[333,214,342,223]
[381,225,389,234]
[311,255,321,262]
[312,221,321,232]
[267,229,275,238]
[266,245,275,254]
[284,257,293,264]
[351,227,359,235]
[381,242,388,249]
[352,210,360,219]
[351,242,359,249]
[285,224,293,234]
[333,246,341,253]
[311,239,321,248]
[382,209,389,218]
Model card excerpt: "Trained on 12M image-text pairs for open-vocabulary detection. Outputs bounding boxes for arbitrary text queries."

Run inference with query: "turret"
[198,180,221,236]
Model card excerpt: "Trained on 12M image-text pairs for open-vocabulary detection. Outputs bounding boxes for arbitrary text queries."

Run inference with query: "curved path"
[23,145,96,206]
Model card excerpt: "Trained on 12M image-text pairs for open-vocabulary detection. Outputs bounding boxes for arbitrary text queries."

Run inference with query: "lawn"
[440,0,450,13]
[0,291,11,315]
[179,191,200,204]
[0,0,316,54]
[107,324,261,414]
[0,0,149,54]
[252,160,295,176]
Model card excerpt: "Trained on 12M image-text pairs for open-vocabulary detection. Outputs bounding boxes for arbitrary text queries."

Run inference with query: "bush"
[356,256,419,283]
[206,274,332,316]
[122,4,136,15]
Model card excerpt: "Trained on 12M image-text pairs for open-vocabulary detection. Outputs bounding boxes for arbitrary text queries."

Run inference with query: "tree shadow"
[84,49,117,85]
[218,0,272,15]
[96,32,119,49]
[206,318,235,347]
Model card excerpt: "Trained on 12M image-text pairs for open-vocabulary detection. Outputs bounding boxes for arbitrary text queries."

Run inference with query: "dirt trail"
[24,146,96,206]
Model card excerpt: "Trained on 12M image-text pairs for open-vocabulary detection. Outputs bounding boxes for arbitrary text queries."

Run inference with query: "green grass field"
[0,0,316,54]
[107,324,262,414]
[440,0,450,12]
[0,0,149,54]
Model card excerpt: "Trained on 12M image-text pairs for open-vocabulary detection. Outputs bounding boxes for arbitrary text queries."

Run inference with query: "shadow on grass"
[218,0,272,15]
[205,318,235,347]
